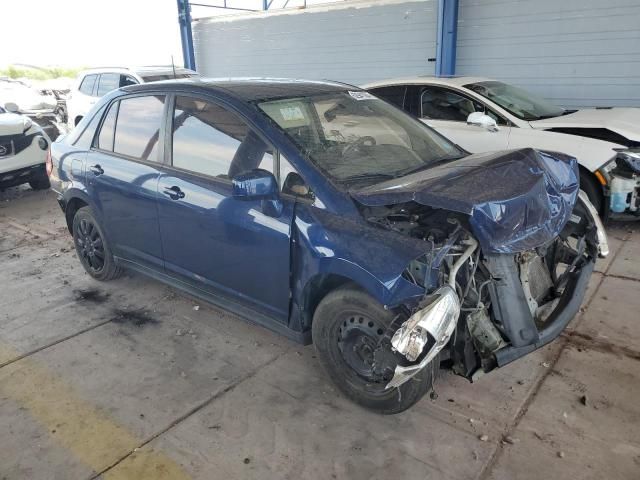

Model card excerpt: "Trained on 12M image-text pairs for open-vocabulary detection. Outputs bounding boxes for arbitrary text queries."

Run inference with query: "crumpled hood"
[530,108,640,144]
[351,148,579,254]
[0,113,28,136]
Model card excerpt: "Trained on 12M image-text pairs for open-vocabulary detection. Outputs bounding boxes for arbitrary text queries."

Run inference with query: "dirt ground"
[1,185,639,480]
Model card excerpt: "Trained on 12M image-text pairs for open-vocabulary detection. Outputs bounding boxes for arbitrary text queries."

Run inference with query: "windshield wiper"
[341,172,396,183]
[400,154,466,177]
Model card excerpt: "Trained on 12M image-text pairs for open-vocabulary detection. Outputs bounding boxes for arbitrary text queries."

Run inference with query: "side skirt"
[114,256,311,345]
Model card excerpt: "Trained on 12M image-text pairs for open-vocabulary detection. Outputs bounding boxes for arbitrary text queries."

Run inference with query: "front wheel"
[72,206,123,281]
[312,286,438,414]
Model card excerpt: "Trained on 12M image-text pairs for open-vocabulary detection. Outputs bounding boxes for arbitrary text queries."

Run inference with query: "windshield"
[257,91,464,186]
[465,81,565,121]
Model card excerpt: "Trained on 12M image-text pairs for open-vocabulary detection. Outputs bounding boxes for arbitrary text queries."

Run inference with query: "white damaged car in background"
[0,103,51,191]
[365,77,640,220]
[0,77,64,141]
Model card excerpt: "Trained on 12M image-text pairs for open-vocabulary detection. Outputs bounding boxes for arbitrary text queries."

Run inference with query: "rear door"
[69,74,99,124]
[157,95,294,320]
[85,93,167,270]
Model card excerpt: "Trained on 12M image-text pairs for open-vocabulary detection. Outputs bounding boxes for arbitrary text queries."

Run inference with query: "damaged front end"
[599,149,640,217]
[352,150,607,388]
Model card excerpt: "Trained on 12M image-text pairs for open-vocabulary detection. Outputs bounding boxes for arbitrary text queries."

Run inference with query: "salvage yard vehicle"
[50,79,607,413]
[0,77,62,140]
[365,77,640,219]
[0,103,51,190]
[66,66,199,128]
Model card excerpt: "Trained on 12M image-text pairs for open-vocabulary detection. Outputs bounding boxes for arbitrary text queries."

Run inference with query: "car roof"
[362,76,493,89]
[120,77,355,102]
[79,66,197,77]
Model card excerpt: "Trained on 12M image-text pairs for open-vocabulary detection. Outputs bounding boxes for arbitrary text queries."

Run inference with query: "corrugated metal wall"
[193,0,438,85]
[456,0,640,107]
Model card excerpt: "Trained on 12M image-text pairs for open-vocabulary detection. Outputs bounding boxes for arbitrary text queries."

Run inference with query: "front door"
[86,94,167,270]
[157,95,294,320]
[411,85,512,153]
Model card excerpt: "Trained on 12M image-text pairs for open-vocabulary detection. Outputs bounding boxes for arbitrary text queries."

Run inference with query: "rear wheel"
[72,206,122,281]
[312,286,438,414]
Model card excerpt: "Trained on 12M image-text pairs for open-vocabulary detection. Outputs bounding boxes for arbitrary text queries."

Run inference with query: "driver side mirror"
[232,168,282,217]
[4,102,19,113]
[467,112,499,132]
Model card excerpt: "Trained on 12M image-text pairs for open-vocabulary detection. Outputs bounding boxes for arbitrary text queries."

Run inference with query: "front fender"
[292,205,428,313]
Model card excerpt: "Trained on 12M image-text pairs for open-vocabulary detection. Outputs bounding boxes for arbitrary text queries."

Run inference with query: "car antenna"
[171,56,177,79]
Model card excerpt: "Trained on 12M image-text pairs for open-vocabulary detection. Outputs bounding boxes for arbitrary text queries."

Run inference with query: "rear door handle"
[162,185,185,200]
[89,164,104,176]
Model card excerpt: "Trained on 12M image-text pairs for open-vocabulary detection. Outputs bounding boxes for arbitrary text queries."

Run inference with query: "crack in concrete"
[87,348,290,480]
[476,230,632,480]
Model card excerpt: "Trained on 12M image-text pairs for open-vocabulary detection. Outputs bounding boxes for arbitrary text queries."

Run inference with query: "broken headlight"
[616,149,640,175]
[391,285,460,362]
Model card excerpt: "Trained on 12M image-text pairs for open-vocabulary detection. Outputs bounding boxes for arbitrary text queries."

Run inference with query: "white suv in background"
[66,66,198,127]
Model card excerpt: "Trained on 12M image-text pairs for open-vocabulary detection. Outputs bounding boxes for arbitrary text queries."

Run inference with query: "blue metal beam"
[177,0,196,71]
[435,0,459,77]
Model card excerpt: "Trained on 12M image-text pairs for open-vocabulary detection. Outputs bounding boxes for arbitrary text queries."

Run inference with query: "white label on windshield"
[280,106,305,121]
[348,91,376,101]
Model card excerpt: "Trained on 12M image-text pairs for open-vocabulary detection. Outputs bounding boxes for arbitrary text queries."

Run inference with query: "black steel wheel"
[312,285,438,414]
[338,312,388,384]
[72,206,122,281]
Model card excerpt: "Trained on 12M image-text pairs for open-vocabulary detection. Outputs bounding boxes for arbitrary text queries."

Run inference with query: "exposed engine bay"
[358,193,607,389]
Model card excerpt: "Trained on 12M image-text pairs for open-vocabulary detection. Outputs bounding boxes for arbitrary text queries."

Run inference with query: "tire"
[579,170,603,215]
[72,206,123,281]
[29,176,50,190]
[312,286,438,414]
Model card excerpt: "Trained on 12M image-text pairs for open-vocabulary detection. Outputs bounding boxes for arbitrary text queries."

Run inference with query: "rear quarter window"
[79,74,97,95]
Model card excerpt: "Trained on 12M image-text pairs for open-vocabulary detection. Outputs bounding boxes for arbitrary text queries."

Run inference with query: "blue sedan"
[49,79,607,413]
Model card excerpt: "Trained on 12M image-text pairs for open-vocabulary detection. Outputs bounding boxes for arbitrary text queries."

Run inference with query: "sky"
[0,0,345,69]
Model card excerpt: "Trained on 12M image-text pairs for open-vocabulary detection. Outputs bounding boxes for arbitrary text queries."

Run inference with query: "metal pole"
[435,0,459,76]
[177,0,196,71]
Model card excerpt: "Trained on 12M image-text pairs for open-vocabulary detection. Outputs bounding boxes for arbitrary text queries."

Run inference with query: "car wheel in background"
[579,170,603,215]
[72,206,123,281]
[29,176,50,191]
[312,286,438,414]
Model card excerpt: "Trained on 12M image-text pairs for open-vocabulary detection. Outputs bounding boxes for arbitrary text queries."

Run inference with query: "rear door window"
[96,73,121,96]
[79,74,97,96]
[171,96,272,179]
[112,95,166,161]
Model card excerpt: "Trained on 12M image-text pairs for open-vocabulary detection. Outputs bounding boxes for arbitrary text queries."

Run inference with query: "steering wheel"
[342,136,376,157]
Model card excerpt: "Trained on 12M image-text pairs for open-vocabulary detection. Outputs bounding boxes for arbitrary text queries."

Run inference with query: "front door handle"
[89,164,104,176]
[162,185,185,200]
